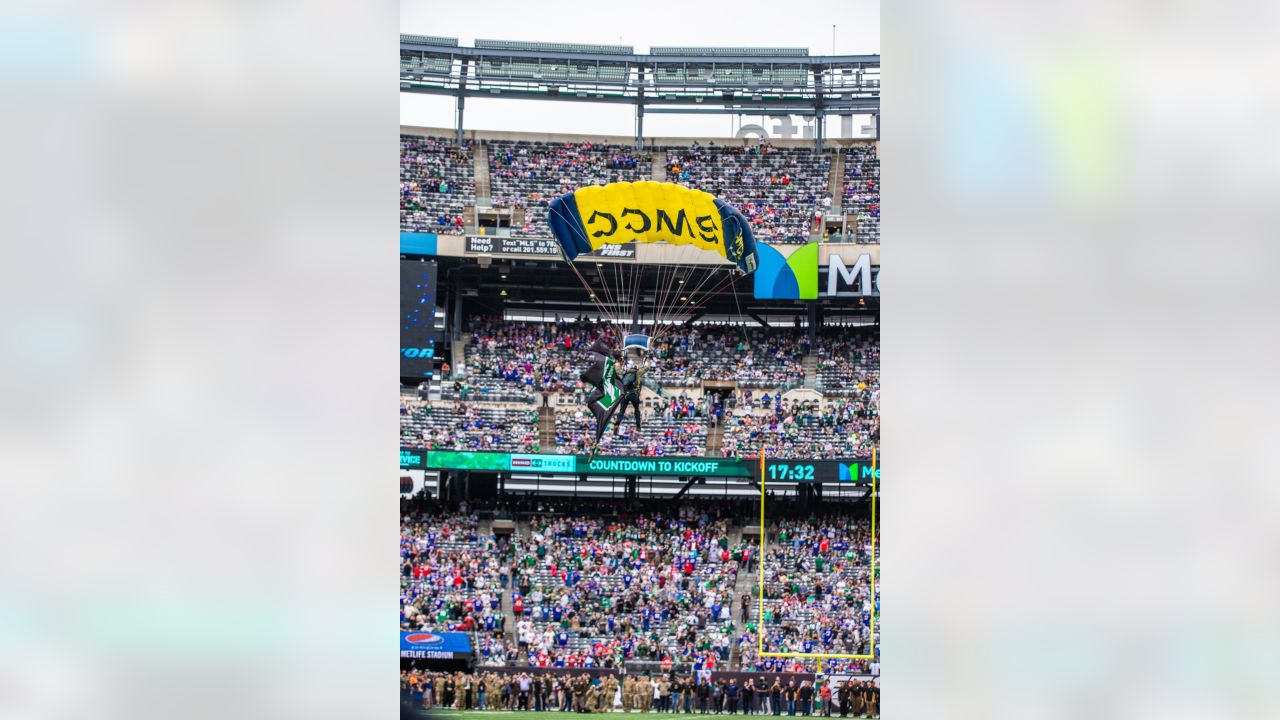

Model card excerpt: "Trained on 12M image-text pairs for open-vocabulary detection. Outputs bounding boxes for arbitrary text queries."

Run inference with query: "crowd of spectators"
[665,141,829,245]
[647,326,808,388]
[461,317,812,394]
[488,140,652,237]
[464,316,609,394]
[813,333,879,398]
[399,500,879,697]
[509,513,751,671]
[739,516,877,675]
[841,146,879,244]
[401,399,541,453]
[400,506,511,641]
[418,317,879,459]
[555,407,708,457]
[400,135,475,233]
[399,135,882,247]
[720,397,879,460]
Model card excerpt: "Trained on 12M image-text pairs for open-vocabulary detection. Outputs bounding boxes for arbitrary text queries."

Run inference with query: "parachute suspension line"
[664,263,704,332]
[605,259,635,337]
[662,267,742,331]
[649,265,687,343]
[617,261,634,332]
[730,270,753,349]
[649,261,675,338]
[665,264,709,332]
[663,265,726,328]
[589,258,616,328]
[545,200,620,327]
[630,265,645,333]
[604,261,620,323]
[614,261,635,335]
[567,260,618,327]
[650,261,689,342]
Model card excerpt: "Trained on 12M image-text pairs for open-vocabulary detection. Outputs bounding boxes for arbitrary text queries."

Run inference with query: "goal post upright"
[757,453,766,661]
[756,448,878,663]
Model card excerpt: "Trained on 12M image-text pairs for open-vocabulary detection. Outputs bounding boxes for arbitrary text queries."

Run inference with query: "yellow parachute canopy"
[548,180,758,273]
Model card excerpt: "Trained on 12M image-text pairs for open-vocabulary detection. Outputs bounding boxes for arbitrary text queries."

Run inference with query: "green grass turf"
[422,707,880,712]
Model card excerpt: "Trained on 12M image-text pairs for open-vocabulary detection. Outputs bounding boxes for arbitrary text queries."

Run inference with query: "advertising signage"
[752,459,880,486]
[400,631,473,659]
[511,453,577,472]
[400,449,879,483]
[466,235,560,256]
[577,456,750,477]
[400,259,439,379]
[406,450,747,478]
[422,450,512,472]
[464,235,636,259]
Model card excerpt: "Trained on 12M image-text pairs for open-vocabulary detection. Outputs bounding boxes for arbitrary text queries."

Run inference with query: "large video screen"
[400,259,438,378]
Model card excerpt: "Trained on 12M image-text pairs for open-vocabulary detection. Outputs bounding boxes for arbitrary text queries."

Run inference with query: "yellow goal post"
[755,448,877,667]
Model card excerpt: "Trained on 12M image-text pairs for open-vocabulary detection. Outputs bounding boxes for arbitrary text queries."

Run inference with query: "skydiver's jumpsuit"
[613,365,645,434]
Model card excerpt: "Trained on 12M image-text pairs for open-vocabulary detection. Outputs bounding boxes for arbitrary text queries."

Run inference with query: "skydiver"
[612,357,649,435]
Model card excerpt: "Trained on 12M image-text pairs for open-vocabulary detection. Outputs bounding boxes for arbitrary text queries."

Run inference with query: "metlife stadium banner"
[399,631,473,659]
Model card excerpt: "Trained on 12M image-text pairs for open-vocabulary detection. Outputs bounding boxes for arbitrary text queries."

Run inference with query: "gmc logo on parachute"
[587,208,720,244]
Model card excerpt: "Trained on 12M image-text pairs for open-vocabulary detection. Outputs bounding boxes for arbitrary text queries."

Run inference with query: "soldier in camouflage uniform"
[622,676,635,712]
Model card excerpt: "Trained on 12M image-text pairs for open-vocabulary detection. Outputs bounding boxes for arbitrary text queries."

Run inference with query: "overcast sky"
[400,0,880,138]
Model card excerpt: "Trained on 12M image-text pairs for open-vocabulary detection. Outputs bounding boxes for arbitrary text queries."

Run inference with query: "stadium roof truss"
[400,36,879,148]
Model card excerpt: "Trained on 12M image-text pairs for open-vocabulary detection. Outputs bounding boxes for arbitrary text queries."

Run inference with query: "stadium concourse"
[401,496,879,716]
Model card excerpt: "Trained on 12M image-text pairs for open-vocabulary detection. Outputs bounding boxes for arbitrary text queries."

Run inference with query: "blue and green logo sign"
[753,241,819,300]
[838,462,880,482]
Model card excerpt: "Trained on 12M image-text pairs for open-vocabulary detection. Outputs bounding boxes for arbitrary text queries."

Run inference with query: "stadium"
[400,33,880,719]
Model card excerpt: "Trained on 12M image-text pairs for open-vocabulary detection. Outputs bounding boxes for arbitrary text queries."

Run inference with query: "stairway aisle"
[473,143,491,203]
[730,536,760,670]
[705,420,724,457]
[650,151,668,181]
[538,404,557,452]
[828,150,845,214]
[802,354,819,390]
